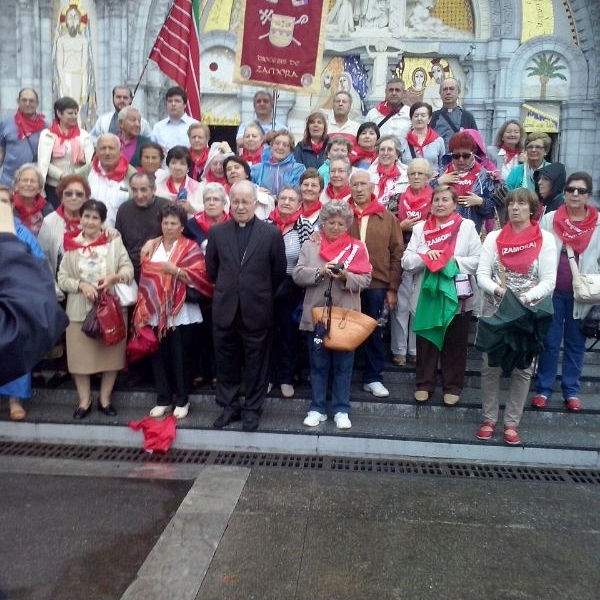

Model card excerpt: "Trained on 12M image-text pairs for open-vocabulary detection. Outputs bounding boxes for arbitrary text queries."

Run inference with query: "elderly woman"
[391,157,433,366]
[505,132,551,191]
[268,185,314,397]
[476,189,557,444]
[293,200,372,429]
[11,164,53,235]
[293,111,328,169]
[224,155,274,220]
[251,130,306,197]
[320,157,352,203]
[156,145,204,213]
[133,203,213,419]
[57,200,134,419]
[299,168,324,226]
[533,173,599,412]
[318,136,353,186]
[349,121,380,169]
[239,122,265,166]
[187,122,211,180]
[368,134,409,210]
[139,142,165,178]
[402,185,481,405]
[436,131,495,233]
[487,120,526,181]
[37,96,94,208]
[400,102,444,176]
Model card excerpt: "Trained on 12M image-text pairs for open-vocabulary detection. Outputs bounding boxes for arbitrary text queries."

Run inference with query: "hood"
[534,162,566,200]
[463,129,487,158]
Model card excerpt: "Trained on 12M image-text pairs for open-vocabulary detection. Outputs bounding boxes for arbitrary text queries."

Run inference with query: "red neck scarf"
[398,186,433,221]
[375,162,401,200]
[269,208,302,233]
[419,213,463,272]
[446,160,481,196]
[190,147,209,180]
[240,145,264,166]
[49,119,84,163]
[13,193,47,233]
[325,182,351,201]
[375,100,402,117]
[92,155,130,182]
[405,128,440,156]
[63,231,109,252]
[203,169,227,185]
[193,211,230,234]
[499,144,521,164]
[349,144,377,166]
[318,231,371,274]
[496,221,543,274]
[55,204,81,235]
[166,176,188,197]
[349,195,386,227]
[302,200,321,219]
[311,140,325,154]
[552,204,599,255]
[14,110,45,140]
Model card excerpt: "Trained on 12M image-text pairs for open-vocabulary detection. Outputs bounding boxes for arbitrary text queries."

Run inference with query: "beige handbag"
[566,245,600,303]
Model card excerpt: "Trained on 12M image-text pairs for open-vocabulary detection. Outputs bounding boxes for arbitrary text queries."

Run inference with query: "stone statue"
[359,0,389,29]
[366,42,404,99]
[327,0,355,37]
[407,0,446,33]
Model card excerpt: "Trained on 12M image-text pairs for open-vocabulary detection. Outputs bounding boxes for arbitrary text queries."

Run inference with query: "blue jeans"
[536,290,586,400]
[307,332,354,414]
[360,288,387,384]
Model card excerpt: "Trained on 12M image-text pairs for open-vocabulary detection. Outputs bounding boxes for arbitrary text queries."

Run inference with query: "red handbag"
[126,325,159,363]
[96,291,126,346]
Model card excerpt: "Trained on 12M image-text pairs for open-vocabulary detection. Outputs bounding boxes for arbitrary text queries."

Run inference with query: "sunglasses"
[62,190,85,198]
[565,186,589,195]
[451,152,473,160]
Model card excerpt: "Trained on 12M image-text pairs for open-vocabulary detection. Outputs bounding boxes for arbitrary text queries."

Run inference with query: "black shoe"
[242,412,259,432]
[73,403,92,420]
[46,372,70,388]
[213,408,241,429]
[98,402,117,417]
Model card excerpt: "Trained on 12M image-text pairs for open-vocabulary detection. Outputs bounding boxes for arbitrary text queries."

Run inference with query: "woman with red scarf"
[533,172,600,412]
[391,158,433,367]
[488,120,526,181]
[133,203,213,420]
[367,135,409,212]
[293,201,372,430]
[437,131,495,233]
[320,157,352,203]
[476,189,557,445]
[268,185,314,398]
[239,123,265,166]
[349,121,379,169]
[223,155,274,220]
[402,185,481,406]
[187,122,211,181]
[293,111,328,169]
[400,102,445,176]
[37,97,94,208]
[58,200,134,420]
[11,164,53,236]
[299,169,324,226]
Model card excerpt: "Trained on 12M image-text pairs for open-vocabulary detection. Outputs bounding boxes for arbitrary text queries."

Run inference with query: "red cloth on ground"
[128,415,177,453]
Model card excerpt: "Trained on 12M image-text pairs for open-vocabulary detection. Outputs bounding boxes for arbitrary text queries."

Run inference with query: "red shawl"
[55,204,81,235]
[349,195,386,228]
[63,231,109,252]
[405,128,440,156]
[301,200,322,219]
[269,208,302,233]
[418,213,463,272]
[319,231,371,274]
[552,204,599,255]
[496,221,543,275]
[324,182,351,201]
[203,169,227,186]
[240,145,264,165]
[92,155,130,182]
[398,186,433,221]
[190,147,209,180]
[14,110,45,140]
[49,120,84,164]
[446,160,481,196]
[193,211,230,234]
[375,162,402,201]
[499,144,521,164]
[311,140,325,154]
[133,237,214,338]
[349,144,377,166]
[166,176,188,198]
[374,101,401,117]
[12,193,47,235]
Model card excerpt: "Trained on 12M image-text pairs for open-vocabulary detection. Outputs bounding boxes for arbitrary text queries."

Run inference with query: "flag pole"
[271,88,279,129]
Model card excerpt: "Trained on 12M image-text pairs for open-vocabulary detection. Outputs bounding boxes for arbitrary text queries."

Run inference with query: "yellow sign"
[521,0,554,42]
[522,102,559,133]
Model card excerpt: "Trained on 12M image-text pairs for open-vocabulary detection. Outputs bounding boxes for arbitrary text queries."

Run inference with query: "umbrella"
[475,288,554,375]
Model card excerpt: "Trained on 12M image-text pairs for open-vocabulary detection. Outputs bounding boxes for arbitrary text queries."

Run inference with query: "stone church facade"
[1,0,598,192]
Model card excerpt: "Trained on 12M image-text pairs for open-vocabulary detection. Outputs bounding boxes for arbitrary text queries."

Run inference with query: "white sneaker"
[280,384,295,398]
[363,382,389,398]
[334,412,352,429]
[303,411,327,427]
[173,403,189,419]
[149,405,170,418]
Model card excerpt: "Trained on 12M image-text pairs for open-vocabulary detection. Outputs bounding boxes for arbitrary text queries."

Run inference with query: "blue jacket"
[251,148,306,197]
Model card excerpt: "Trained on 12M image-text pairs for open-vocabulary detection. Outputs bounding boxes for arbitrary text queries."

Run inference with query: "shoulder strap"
[254,119,266,135]
[408,143,417,159]
[439,110,460,133]
[377,106,403,130]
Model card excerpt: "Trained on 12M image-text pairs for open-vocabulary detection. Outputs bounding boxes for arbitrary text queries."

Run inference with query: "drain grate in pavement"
[0,441,598,484]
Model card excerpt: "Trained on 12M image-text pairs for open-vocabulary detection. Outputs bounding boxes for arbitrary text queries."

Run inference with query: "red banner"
[234,0,328,93]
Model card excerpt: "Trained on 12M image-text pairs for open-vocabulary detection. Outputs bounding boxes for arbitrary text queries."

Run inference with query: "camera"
[330,263,344,275]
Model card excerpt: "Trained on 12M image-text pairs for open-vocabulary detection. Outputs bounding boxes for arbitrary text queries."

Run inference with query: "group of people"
[0,77,597,447]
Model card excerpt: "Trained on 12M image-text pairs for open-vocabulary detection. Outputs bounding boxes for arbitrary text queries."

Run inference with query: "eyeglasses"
[63,190,85,198]
[565,186,589,195]
[451,152,473,160]
[526,145,545,151]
